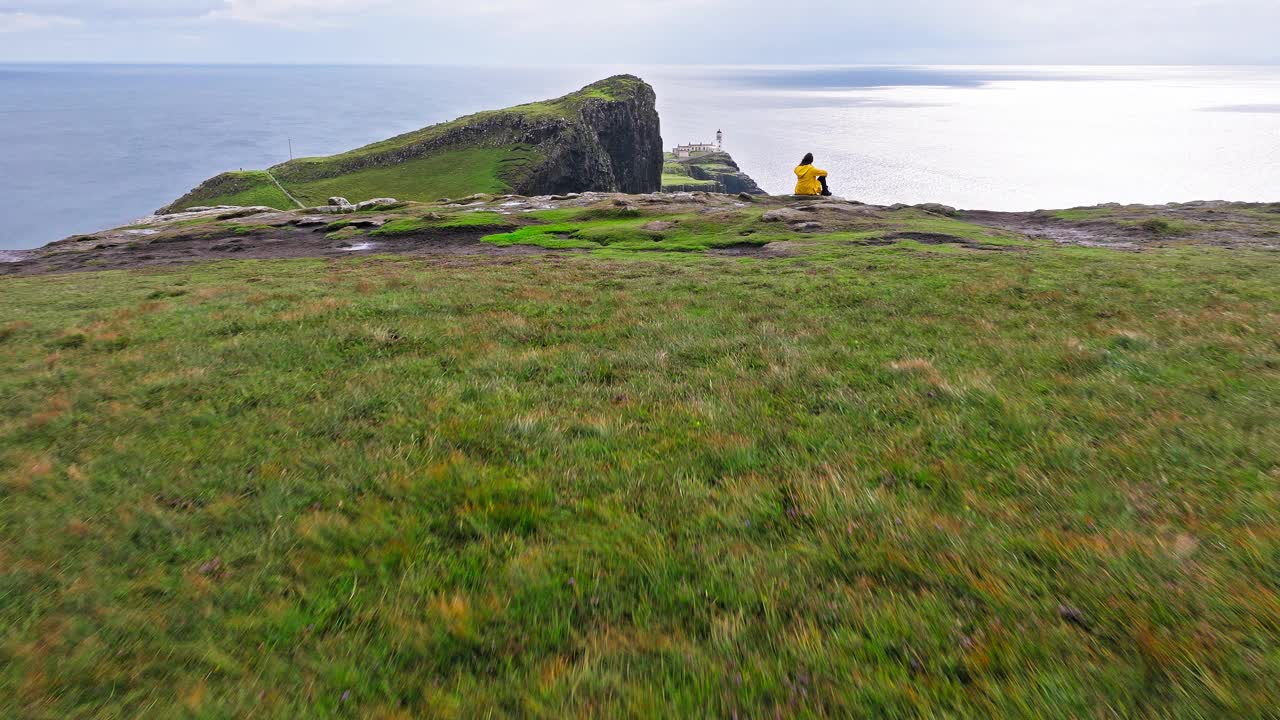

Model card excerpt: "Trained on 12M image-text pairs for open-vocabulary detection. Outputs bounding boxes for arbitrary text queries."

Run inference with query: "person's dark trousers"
[819,176,832,196]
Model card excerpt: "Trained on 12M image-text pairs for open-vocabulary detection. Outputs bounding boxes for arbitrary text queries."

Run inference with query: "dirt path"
[266,170,305,209]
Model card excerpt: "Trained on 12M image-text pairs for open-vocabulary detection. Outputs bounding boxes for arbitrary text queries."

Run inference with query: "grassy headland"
[160,75,654,213]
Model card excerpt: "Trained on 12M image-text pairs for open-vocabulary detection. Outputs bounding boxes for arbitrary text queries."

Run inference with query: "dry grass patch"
[278,296,348,322]
[888,357,958,394]
[3,453,54,492]
[27,394,71,428]
[1,320,33,342]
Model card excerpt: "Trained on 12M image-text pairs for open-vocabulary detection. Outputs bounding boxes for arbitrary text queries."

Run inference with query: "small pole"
[288,138,293,161]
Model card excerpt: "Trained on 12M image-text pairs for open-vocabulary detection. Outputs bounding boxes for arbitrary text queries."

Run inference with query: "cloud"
[0,1,222,20]
[1202,104,1280,114]
[207,0,396,27]
[0,0,1276,63]
[206,0,716,29]
[0,11,80,31]
[1,0,720,26]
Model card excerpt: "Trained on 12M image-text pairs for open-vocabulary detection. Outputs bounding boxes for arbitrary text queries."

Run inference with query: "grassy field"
[2,230,1279,716]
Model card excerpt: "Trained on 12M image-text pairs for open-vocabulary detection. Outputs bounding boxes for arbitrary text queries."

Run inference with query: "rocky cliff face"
[685,152,766,195]
[159,76,663,213]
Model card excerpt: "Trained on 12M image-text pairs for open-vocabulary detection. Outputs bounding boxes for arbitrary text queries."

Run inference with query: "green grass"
[284,147,540,208]
[432,211,512,229]
[371,212,514,237]
[1129,217,1197,236]
[1052,210,1207,238]
[661,173,717,188]
[481,224,600,249]
[2,233,1278,717]
[180,171,295,211]
[483,213,763,252]
[224,224,274,236]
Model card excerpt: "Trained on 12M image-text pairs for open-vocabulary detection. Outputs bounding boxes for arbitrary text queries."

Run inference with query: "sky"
[0,0,1278,65]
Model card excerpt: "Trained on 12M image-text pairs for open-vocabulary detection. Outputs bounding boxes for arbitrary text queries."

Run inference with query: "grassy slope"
[179,171,295,211]
[180,147,540,211]
[2,230,1279,717]
[285,148,541,207]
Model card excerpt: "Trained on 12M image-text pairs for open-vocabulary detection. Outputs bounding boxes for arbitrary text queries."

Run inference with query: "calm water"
[1,64,1278,250]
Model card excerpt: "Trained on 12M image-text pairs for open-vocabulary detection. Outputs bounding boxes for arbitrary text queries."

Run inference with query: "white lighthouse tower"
[716,129,723,150]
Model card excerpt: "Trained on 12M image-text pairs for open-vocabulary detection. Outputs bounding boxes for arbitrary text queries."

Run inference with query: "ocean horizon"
[1,63,1277,250]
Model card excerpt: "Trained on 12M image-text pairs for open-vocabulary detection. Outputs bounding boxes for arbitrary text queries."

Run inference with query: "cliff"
[159,75,663,213]
[662,151,765,195]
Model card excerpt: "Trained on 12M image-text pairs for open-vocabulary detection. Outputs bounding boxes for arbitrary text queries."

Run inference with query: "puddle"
[339,242,377,252]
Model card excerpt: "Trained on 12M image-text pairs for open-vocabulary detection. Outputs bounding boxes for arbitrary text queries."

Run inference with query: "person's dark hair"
[800,153,814,166]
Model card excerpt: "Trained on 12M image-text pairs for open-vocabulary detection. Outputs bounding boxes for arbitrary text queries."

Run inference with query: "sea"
[1,64,1278,250]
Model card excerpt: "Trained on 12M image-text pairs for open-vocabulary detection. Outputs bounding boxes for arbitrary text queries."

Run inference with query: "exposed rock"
[127,206,277,228]
[667,192,707,204]
[641,221,676,232]
[794,222,823,232]
[217,207,275,221]
[801,202,881,216]
[291,217,330,227]
[328,197,353,207]
[737,192,756,202]
[355,198,398,211]
[762,208,808,223]
[916,203,959,217]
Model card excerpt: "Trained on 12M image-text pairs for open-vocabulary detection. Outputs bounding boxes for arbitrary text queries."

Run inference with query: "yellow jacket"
[794,164,828,195]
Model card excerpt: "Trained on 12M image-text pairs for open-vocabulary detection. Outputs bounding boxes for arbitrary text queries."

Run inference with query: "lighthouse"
[716,129,723,150]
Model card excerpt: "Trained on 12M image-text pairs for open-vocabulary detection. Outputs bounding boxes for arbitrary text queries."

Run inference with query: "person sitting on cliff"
[794,153,832,197]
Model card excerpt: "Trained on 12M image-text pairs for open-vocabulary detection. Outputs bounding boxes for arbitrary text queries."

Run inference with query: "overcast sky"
[1,0,1277,64]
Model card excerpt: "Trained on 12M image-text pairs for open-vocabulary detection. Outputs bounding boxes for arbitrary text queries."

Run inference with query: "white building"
[672,131,724,159]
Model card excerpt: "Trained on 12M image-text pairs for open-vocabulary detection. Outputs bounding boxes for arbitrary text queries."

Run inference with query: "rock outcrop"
[662,151,765,195]
[159,76,663,213]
